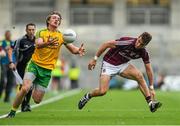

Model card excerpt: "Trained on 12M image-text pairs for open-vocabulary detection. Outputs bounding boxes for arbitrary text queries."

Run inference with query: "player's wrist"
[9,61,13,64]
[93,55,98,61]
[149,85,154,90]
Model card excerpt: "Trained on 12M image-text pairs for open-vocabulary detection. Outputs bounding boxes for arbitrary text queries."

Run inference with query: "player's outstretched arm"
[65,43,85,56]
[144,63,156,100]
[95,40,116,58]
[88,40,116,70]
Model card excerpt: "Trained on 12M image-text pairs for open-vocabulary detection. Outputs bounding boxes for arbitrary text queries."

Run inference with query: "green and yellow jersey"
[32,28,64,70]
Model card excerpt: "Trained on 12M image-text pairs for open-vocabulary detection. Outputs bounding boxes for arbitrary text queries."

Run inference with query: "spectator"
[0,30,16,102]
[68,62,80,89]
[51,59,63,91]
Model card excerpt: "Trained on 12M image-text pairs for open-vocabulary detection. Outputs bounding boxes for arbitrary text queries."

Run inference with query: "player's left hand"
[150,89,156,100]
[78,43,85,56]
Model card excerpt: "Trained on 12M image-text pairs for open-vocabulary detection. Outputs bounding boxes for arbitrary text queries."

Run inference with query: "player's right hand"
[9,62,16,70]
[88,59,96,70]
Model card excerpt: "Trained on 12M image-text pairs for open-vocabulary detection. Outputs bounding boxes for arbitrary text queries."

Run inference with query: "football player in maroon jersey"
[78,32,162,112]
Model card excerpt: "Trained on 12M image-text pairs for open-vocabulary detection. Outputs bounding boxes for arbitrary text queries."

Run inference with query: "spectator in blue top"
[0,30,16,102]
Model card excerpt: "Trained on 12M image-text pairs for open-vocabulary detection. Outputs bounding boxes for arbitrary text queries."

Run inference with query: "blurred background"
[0,0,180,103]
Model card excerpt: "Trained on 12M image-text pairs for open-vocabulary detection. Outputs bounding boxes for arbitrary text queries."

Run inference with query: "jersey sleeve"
[13,39,21,59]
[14,39,20,51]
[35,30,42,39]
[141,49,150,64]
[115,37,134,46]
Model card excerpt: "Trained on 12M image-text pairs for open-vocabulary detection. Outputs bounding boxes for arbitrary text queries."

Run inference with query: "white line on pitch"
[0,89,81,119]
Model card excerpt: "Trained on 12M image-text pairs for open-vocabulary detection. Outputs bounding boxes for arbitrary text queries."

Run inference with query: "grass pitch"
[0,89,180,125]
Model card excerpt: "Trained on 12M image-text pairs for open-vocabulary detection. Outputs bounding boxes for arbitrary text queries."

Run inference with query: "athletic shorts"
[101,61,129,76]
[23,61,52,91]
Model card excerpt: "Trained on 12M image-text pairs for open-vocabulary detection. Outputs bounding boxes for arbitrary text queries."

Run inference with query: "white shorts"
[101,61,129,76]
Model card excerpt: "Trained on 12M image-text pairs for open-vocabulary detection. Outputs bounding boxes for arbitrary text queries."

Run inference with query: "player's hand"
[88,59,96,70]
[47,37,59,46]
[0,50,6,57]
[9,62,16,70]
[78,43,85,56]
[149,88,156,100]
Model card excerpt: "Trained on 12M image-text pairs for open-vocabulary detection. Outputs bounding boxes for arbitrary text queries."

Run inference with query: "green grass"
[0,90,180,125]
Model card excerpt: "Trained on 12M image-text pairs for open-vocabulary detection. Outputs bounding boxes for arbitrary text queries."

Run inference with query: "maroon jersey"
[103,37,150,66]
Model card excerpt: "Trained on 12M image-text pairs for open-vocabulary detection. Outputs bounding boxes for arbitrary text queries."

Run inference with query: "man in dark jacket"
[12,23,36,111]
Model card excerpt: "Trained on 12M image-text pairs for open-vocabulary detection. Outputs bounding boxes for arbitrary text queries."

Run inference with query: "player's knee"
[32,97,42,104]
[21,85,30,94]
[99,89,107,96]
[136,72,144,81]
[34,100,41,104]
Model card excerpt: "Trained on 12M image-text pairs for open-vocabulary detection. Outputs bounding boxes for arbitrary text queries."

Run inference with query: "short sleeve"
[35,30,42,39]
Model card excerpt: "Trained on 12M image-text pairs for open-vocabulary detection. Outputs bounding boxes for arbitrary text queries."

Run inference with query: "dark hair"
[140,32,152,45]
[26,23,36,29]
[46,11,62,27]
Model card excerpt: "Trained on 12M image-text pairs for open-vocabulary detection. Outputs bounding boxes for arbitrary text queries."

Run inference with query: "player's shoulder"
[56,29,63,36]
[36,28,48,38]
[115,37,136,45]
[18,35,27,41]
[116,37,136,41]
[56,29,62,33]
[37,28,48,34]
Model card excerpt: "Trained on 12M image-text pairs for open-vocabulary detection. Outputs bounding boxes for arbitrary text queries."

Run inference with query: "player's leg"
[90,75,111,97]
[78,74,111,109]
[120,64,150,98]
[0,64,6,99]
[12,79,33,109]
[6,61,37,118]
[4,68,15,102]
[6,73,35,118]
[17,64,33,112]
[21,87,33,112]
[32,85,45,104]
[119,64,162,112]
[78,61,121,110]
[31,66,51,104]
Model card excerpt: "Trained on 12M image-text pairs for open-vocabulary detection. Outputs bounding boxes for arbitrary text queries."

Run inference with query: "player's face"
[26,25,35,38]
[135,37,146,49]
[48,14,61,28]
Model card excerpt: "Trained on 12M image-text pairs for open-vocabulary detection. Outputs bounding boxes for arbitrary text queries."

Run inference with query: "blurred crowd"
[109,67,180,92]
[0,30,81,103]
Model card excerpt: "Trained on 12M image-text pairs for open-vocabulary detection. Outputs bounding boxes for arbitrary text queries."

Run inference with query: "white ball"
[63,29,77,44]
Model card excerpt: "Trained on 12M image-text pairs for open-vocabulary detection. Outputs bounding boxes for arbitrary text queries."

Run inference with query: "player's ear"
[58,20,61,26]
